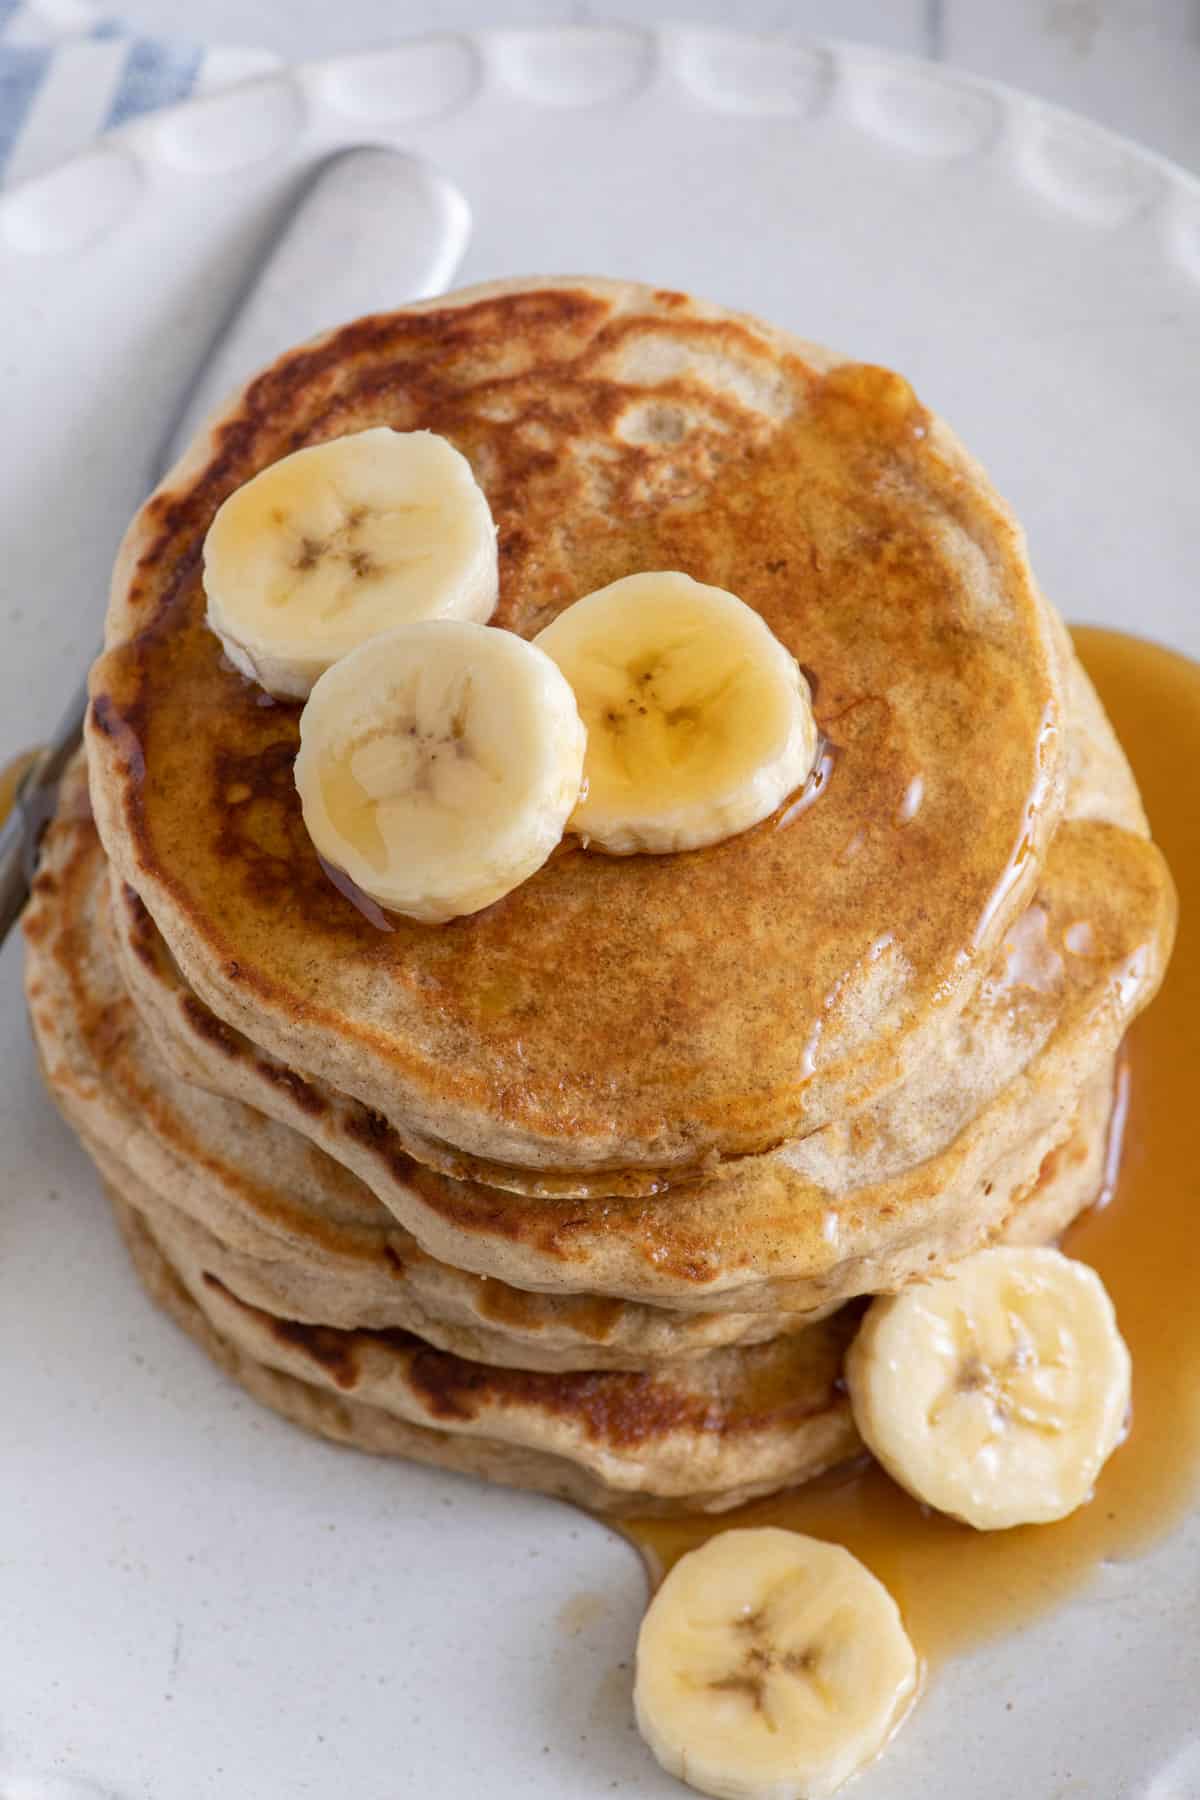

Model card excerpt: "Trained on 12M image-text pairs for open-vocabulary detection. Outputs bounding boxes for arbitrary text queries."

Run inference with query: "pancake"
[85,276,1073,1192]
[96,1068,1113,1517]
[32,743,1157,1351]
[25,765,809,1371]
[24,759,1117,1375]
[105,744,1173,1315]
[991,1068,1115,1247]
[109,1185,861,1515]
[82,1051,1111,1373]
[25,781,1126,1520]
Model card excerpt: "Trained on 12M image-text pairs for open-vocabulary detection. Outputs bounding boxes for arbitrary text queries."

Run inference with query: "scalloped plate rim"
[1,28,1199,247]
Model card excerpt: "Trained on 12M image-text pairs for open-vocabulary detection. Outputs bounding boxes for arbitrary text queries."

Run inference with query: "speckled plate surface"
[1,30,1197,1800]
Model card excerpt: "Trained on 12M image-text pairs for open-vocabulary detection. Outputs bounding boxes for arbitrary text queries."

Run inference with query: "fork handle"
[0,762,39,943]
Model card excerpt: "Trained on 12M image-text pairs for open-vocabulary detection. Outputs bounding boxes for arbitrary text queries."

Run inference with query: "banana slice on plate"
[204,427,498,699]
[534,572,817,854]
[635,1526,918,1800]
[845,1246,1131,1530]
[294,620,586,924]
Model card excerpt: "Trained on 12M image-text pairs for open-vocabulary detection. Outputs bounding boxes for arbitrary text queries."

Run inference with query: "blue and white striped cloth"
[0,0,275,186]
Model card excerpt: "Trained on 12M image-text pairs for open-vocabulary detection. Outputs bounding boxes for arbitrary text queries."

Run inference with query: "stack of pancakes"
[24,279,1175,1515]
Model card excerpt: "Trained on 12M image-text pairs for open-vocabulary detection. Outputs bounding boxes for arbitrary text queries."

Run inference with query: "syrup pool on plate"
[620,627,1200,1667]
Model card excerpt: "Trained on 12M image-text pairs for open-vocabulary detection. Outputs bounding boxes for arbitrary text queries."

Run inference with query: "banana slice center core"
[272,501,435,622]
[701,1596,835,1729]
[933,1289,1077,1446]
[592,635,747,761]
[320,689,504,874]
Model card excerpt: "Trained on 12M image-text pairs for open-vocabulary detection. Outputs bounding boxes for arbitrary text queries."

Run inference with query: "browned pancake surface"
[87,278,1066,1179]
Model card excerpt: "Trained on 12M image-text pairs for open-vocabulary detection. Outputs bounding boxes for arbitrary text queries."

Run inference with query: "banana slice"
[533,572,817,854]
[294,620,586,924]
[635,1527,918,1800]
[204,427,498,699]
[845,1247,1131,1531]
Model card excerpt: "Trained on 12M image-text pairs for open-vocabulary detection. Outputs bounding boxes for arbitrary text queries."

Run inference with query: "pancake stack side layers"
[26,279,1175,1513]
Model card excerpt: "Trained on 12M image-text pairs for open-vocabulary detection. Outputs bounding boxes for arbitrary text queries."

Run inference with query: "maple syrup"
[619,627,1199,1666]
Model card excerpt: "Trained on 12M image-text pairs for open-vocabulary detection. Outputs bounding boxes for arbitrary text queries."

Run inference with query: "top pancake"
[86,277,1068,1186]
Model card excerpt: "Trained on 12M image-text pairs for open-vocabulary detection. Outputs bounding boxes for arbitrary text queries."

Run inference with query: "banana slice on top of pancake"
[845,1246,1131,1530]
[535,572,818,854]
[634,1527,918,1800]
[204,428,498,699]
[294,620,586,924]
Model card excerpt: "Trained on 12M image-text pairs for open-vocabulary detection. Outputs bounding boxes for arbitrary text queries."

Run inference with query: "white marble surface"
[113,0,1200,175]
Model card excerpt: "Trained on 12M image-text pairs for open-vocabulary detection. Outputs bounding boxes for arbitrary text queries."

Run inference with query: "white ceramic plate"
[1,30,1197,1800]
